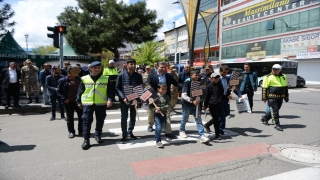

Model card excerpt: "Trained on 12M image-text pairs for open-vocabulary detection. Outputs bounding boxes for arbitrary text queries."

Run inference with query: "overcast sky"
[7,0,185,49]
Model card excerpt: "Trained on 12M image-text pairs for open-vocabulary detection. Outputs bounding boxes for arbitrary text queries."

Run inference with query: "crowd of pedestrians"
[0,59,289,150]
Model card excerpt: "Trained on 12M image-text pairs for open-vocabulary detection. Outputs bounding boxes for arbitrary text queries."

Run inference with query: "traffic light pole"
[178,51,181,74]
[59,34,64,68]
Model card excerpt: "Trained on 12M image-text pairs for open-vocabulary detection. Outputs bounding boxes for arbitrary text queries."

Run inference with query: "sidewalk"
[0,91,120,115]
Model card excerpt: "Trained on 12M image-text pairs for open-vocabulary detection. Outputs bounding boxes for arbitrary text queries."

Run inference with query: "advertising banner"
[246,41,266,58]
[296,52,320,59]
[281,32,320,55]
[222,0,316,27]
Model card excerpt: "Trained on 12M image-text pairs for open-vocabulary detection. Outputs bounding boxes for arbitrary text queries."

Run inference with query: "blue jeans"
[154,112,166,142]
[50,94,64,118]
[120,102,136,137]
[219,98,230,133]
[180,105,205,137]
[43,86,50,104]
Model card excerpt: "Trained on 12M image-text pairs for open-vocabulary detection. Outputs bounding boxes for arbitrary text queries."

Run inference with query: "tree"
[0,0,16,37]
[32,45,58,55]
[131,41,168,66]
[57,0,163,58]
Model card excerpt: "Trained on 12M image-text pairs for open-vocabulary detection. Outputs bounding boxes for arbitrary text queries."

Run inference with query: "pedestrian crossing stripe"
[108,122,198,134]
[104,115,183,124]
[116,130,239,150]
[107,109,148,114]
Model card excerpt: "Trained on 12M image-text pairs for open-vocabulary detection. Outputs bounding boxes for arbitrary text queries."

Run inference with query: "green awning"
[0,32,30,55]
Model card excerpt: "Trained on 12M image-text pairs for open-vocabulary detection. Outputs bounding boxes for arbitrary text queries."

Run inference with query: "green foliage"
[0,0,16,37]
[101,49,115,67]
[32,45,58,55]
[132,41,168,66]
[57,0,163,58]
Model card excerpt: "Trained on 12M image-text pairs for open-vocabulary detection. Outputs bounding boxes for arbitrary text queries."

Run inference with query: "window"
[290,13,299,26]
[266,20,275,30]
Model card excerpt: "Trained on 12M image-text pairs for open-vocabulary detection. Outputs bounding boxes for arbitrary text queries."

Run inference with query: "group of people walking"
[0,59,289,150]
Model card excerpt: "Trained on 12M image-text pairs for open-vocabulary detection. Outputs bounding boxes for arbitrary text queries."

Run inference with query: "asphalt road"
[0,87,320,180]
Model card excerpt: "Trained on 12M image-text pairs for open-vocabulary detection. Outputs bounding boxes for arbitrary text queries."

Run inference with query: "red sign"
[127,93,138,101]
[141,91,152,101]
[192,89,203,97]
[307,45,318,52]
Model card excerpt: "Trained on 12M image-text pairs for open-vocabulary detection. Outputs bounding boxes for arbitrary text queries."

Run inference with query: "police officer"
[261,64,289,131]
[21,59,41,103]
[103,60,118,102]
[77,61,114,150]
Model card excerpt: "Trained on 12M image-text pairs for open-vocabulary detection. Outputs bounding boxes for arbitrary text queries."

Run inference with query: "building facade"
[163,0,220,67]
[220,0,320,84]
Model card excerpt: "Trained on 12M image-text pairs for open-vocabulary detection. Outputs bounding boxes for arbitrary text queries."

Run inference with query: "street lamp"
[25,34,29,52]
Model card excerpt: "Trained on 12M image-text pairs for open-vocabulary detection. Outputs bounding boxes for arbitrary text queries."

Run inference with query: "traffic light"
[175,53,180,64]
[47,26,59,48]
[57,25,67,34]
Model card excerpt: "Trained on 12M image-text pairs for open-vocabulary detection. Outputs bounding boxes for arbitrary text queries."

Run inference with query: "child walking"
[180,70,210,143]
[203,72,224,140]
[149,84,170,148]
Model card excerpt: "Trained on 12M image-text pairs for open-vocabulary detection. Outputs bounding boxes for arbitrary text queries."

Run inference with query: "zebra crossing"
[104,109,239,150]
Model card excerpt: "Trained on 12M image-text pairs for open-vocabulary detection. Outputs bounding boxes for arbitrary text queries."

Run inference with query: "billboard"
[246,41,266,58]
[222,0,317,27]
[281,32,320,55]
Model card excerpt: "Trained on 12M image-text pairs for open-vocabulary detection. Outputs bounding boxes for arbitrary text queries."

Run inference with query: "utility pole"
[173,22,179,73]
[59,33,64,69]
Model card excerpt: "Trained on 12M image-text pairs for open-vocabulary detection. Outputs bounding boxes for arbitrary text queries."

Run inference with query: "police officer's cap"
[127,59,136,64]
[272,64,282,70]
[90,61,101,67]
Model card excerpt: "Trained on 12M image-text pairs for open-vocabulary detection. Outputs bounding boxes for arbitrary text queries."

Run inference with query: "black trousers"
[64,101,83,135]
[82,105,106,140]
[242,87,254,110]
[4,83,20,106]
[205,104,220,136]
[263,98,283,125]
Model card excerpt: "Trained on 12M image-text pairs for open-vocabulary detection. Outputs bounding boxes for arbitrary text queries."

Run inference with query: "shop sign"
[296,51,320,59]
[281,32,320,55]
[222,0,316,27]
[246,41,266,58]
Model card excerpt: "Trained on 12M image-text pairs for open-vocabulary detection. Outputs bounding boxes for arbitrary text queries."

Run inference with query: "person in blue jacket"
[239,63,258,111]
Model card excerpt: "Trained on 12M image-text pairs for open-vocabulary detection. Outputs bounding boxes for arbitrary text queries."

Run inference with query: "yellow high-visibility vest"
[81,75,109,105]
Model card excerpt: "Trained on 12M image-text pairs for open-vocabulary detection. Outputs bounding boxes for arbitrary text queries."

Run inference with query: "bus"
[221,58,298,88]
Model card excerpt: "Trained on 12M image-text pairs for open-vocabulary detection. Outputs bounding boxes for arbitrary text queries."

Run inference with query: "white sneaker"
[200,135,210,143]
[179,131,188,138]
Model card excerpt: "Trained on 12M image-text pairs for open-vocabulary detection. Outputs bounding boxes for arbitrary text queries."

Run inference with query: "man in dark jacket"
[203,72,224,139]
[116,59,143,144]
[39,63,51,105]
[0,62,21,108]
[147,62,183,139]
[57,66,83,138]
[46,66,65,121]
[178,64,191,84]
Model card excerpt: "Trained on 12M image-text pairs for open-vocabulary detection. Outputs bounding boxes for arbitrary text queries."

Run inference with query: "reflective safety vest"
[81,75,109,105]
[262,73,288,100]
[103,67,118,76]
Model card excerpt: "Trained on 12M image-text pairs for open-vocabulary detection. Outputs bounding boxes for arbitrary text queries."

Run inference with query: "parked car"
[296,75,305,87]
[258,75,306,88]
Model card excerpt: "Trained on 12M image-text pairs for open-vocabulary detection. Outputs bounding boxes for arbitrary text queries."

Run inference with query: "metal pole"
[174,22,178,65]
[178,50,181,74]
[26,38,28,52]
[59,34,63,68]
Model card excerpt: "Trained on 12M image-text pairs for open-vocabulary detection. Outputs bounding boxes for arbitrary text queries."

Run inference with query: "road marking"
[108,122,198,134]
[131,142,278,177]
[258,166,320,180]
[107,109,148,114]
[116,129,239,150]
[104,115,183,124]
